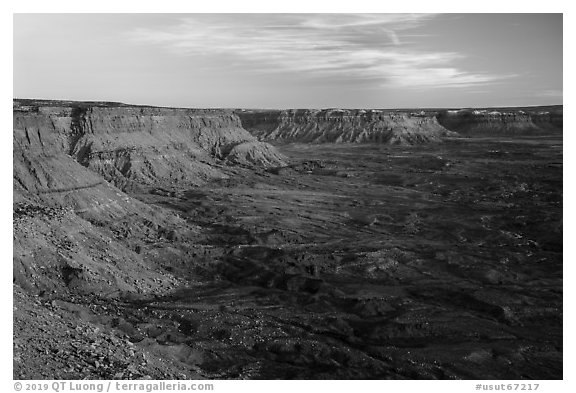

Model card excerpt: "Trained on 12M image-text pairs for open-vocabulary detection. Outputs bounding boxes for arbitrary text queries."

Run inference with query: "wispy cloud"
[128,14,511,89]
[539,89,563,98]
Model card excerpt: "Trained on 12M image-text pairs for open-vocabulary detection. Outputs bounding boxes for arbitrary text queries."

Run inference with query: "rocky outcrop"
[237,109,456,144]
[436,107,563,135]
[225,141,289,167]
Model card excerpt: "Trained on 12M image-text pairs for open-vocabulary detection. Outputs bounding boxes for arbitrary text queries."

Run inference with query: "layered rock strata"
[436,108,563,135]
[14,101,286,192]
[237,109,456,144]
[13,99,286,295]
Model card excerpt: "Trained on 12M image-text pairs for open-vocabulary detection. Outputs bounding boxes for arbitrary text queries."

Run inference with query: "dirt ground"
[14,135,562,379]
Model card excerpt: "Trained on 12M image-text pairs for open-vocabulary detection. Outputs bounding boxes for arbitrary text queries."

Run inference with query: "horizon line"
[14,97,564,111]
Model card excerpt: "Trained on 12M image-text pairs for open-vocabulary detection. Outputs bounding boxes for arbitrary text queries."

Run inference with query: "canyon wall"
[436,108,563,135]
[237,109,456,144]
[238,106,563,142]
[13,99,286,295]
[14,101,286,192]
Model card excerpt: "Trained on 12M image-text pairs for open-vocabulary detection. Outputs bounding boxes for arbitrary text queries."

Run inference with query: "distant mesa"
[436,106,563,135]
[237,108,456,145]
[237,105,562,143]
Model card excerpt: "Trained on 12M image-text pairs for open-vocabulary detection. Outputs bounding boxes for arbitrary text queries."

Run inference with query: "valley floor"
[14,135,563,379]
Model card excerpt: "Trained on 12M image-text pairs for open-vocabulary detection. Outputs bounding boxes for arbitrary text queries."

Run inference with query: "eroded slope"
[13,99,286,296]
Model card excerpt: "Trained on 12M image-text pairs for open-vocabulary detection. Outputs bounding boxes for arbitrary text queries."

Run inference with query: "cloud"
[128,14,511,89]
[539,89,563,98]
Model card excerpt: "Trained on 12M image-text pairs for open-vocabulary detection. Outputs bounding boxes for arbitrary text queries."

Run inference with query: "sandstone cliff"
[436,107,563,135]
[238,109,456,144]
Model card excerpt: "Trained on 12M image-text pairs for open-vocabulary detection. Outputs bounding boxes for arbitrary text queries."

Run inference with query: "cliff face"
[531,110,563,131]
[14,102,286,191]
[436,108,563,135]
[238,109,456,144]
[238,106,563,142]
[13,100,286,295]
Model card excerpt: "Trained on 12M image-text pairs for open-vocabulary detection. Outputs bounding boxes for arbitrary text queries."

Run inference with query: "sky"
[13,13,563,109]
